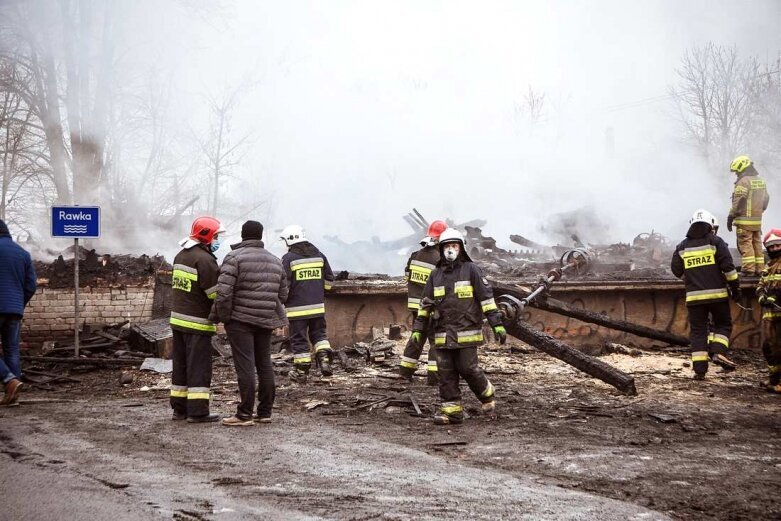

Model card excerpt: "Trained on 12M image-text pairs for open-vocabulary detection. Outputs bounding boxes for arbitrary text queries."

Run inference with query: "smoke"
[2,0,780,274]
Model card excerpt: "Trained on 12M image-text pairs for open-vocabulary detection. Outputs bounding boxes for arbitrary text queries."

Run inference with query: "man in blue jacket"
[0,219,37,406]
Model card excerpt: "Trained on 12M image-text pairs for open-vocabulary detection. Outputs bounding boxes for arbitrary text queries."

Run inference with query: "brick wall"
[22,286,155,347]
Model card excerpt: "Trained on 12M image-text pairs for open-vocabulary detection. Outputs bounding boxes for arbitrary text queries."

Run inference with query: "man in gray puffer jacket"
[212,221,288,426]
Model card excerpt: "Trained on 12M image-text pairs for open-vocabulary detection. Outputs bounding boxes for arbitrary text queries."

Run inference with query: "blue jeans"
[0,315,22,383]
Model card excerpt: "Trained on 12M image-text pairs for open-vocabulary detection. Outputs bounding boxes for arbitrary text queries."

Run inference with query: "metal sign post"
[51,206,100,358]
[74,237,80,357]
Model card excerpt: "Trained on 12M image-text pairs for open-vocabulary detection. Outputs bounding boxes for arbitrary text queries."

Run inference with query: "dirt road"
[1,345,779,520]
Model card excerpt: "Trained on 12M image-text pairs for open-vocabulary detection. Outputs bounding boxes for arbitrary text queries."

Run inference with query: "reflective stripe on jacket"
[757,259,781,321]
[413,259,502,349]
[405,245,440,310]
[671,233,737,306]
[170,244,219,335]
[730,169,769,231]
[282,241,334,320]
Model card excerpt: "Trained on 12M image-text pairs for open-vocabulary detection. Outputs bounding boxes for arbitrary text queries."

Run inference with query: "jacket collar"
[231,239,265,250]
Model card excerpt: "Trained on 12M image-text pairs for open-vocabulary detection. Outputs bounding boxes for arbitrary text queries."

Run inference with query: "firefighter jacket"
[757,259,781,321]
[671,230,738,306]
[282,241,334,321]
[405,245,441,311]
[413,258,503,349]
[729,167,769,231]
[170,244,220,335]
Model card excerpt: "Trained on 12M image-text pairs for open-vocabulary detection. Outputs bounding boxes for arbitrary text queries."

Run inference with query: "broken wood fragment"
[21,356,140,367]
[503,320,637,395]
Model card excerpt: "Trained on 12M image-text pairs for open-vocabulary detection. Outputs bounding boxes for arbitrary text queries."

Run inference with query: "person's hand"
[759,294,776,307]
[727,215,734,232]
[729,284,743,302]
[493,325,507,345]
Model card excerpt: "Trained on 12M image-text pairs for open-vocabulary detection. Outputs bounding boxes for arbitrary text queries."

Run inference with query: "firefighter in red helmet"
[399,220,446,385]
[169,216,224,422]
[756,228,781,393]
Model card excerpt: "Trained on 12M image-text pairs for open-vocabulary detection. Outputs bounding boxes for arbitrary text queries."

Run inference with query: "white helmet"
[438,227,465,247]
[280,224,306,246]
[438,227,473,261]
[689,209,718,227]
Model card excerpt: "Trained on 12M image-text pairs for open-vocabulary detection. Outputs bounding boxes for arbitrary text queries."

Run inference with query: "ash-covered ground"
[2,336,778,521]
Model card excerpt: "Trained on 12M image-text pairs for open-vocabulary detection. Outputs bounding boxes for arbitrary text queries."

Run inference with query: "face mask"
[443,245,459,261]
[769,248,781,259]
[210,238,222,253]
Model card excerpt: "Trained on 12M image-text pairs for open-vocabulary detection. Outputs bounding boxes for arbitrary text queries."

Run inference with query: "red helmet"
[764,229,781,248]
[426,220,448,240]
[190,216,225,244]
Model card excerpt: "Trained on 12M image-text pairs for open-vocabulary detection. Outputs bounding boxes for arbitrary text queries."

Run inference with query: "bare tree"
[0,0,121,207]
[670,43,764,170]
[750,57,781,170]
[514,85,546,136]
[0,55,55,226]
[197,86,252,215]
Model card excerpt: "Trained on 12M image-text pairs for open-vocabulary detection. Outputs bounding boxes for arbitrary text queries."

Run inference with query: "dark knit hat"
[241,220,263,240]
[0,219,9,237]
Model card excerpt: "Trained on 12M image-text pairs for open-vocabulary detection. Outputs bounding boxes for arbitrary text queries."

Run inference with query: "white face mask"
[443,245,460,261]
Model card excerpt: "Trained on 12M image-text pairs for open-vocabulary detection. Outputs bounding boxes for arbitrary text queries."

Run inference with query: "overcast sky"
[23,0,781,268]
[154,2,778,255]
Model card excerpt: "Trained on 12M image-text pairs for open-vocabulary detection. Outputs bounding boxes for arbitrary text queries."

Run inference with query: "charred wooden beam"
[492,281,689,346]
[21,356,141,366]
[505,320,637,395]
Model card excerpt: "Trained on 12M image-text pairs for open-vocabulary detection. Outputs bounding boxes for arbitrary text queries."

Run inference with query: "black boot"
[711,353,737,371]
[317,351,333,377]
[398,365,415,381]
[290,366,309,384]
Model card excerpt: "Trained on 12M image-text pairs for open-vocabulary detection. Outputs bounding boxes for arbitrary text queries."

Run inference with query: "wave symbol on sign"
[63,225,88,233]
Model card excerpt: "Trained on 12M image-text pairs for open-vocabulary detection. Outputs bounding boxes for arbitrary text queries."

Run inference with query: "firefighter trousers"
[289,316,330,373]
[688,301,732,375]
[170,330,213,418]
[760,319,781,385]
[736,227,764,274]
[437,347,494,405]
[400,311,437,374]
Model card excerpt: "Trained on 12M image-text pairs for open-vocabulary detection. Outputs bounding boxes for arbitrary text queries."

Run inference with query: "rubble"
[34,245,169,289]
[128,318,173,358]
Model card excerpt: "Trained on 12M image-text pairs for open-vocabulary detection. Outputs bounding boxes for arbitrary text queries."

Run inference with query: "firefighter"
[671,209,740,379]
[170,216,224,422]
[280,225,335,382]
[755,229,781,394]
[411,228,506,425]
[399,220,447,385]
[727,155,770,276]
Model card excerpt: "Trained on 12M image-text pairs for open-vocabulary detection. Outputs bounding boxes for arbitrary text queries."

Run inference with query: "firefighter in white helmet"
[671,209,740,379]
[280,225,335,382]
[411,228,506,425]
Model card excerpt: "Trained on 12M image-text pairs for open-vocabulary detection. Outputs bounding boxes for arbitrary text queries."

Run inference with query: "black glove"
[729,282,742,302]
[726,215,734,232]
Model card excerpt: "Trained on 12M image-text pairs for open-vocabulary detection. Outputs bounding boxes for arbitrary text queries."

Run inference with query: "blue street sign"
[51,206,101,238]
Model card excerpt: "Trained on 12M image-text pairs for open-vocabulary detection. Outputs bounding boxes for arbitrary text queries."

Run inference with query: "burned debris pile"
[34,245,170,288]
[476,227,676,279]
